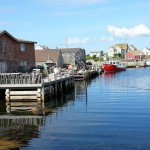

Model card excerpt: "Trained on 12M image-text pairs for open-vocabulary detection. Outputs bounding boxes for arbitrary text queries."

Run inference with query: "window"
[114,49,117,53]
[19,61,28,72]
[19,61,27,67]
[0,41,8,52]
[20,43,25,52]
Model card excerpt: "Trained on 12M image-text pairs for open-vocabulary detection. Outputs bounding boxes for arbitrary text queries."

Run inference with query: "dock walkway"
[0,70,99,113]
[0,72,74,112]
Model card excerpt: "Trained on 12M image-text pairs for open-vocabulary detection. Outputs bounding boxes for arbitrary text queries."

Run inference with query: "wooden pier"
[73,70,99,81]
[0,72,74,112]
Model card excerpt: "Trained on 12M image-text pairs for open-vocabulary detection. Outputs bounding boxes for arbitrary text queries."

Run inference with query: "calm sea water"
[1,67,150,150]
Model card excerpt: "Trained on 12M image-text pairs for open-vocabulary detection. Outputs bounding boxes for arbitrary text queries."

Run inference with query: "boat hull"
[146,61,150,66]
[103,64,126,72]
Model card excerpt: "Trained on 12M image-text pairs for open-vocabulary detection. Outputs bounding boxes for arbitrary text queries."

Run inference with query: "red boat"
[102,61,126,72]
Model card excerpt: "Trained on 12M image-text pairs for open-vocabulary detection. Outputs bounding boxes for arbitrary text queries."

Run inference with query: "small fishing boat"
[145,60,150,66]
[102,61,126,72]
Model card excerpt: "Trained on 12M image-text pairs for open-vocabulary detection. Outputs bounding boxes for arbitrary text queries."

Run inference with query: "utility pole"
[66,34,68,49]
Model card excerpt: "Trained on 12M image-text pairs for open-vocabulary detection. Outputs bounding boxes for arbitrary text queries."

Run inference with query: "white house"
[107,46,117,57]
[108,43,136,57]
[35,44,49,50]
[142,47,150,56]
[89,51,103,57]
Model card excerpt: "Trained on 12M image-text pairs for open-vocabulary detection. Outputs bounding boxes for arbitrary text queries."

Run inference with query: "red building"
[0,30,36,73]
[125,50,146,61]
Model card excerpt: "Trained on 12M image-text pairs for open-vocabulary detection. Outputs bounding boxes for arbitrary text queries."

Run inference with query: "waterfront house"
[57,48,86,69]
[108,43,137,58]
[89,51,103,58]
[0,30,36,73]
[125,50,146,61]
[35,49,63,68]
[35,44,49,50]
[142,47,150,57]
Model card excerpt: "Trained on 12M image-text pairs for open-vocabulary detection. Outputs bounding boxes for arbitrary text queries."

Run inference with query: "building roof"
[116,43,128,50]
[58,48,83,53]
[35,44,49,50]
[35,49,61,62]
[0,30,17,41]
[144,47,150,50]
[89,51,101,53]
[17,38,37,43]
[0,30,36,43]
[129,50,145,56]
[129,45,137,50]
[108,46,115,49]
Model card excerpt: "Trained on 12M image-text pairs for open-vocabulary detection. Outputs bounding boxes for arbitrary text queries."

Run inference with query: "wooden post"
[65,80,68,91]
[5,89,10,113]
[37,88,42,105]
[5,89,10,102]
[54,82,58,95]
[41,79,45,102]
[60,81,62,92]
[49,82,52,97]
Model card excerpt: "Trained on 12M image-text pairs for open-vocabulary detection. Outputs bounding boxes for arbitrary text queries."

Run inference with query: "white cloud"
[99,36,114,42]
[66,37,90,45]
[107,24,150,38]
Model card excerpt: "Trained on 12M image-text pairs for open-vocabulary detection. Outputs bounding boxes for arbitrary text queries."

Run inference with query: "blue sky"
[1,0,150,53]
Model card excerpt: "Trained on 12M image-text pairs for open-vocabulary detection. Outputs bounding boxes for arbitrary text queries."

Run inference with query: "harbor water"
[1,67,150,149]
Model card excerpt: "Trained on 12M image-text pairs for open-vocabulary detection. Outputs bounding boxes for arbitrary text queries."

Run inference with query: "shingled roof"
[130,50,145,56]
[0,30,36,43]
[57,48,82,53]
[35,49,61,62]
[116,43,128,50]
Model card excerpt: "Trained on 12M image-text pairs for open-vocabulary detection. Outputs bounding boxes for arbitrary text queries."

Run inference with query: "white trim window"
[20,43,25,52]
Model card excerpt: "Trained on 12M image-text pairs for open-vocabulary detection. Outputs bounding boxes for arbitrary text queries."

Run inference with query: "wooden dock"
[73,70,99,81]
[0,72,74,112]
[0,70,99,113]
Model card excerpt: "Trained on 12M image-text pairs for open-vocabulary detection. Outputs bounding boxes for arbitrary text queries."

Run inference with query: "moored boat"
[145,60,150,66]
[102,61,126,72]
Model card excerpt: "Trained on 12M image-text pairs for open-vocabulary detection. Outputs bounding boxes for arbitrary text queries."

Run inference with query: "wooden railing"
[0,73,43,84]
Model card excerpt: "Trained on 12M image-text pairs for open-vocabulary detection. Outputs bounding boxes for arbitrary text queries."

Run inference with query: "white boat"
[145,60,150,66]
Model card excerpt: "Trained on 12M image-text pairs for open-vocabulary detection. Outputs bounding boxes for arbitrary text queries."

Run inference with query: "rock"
[31,105,43,115]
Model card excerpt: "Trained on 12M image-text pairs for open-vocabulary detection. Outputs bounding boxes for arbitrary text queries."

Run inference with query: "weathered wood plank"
[10,91,38,95]
[10,102,38,106]
[10,106,33,110]
[0,84,42,89]
[10,96,37,100]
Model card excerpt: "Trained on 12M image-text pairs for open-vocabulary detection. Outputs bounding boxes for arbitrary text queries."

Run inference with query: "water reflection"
[19,67,150,150]
[0,114,45,149]
[0,86,77,149]
[102,68,150,91]
[103,72,117,76]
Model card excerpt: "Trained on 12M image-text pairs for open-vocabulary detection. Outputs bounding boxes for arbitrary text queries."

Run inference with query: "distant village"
[88,44,150,62]
[0,30,150,73]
